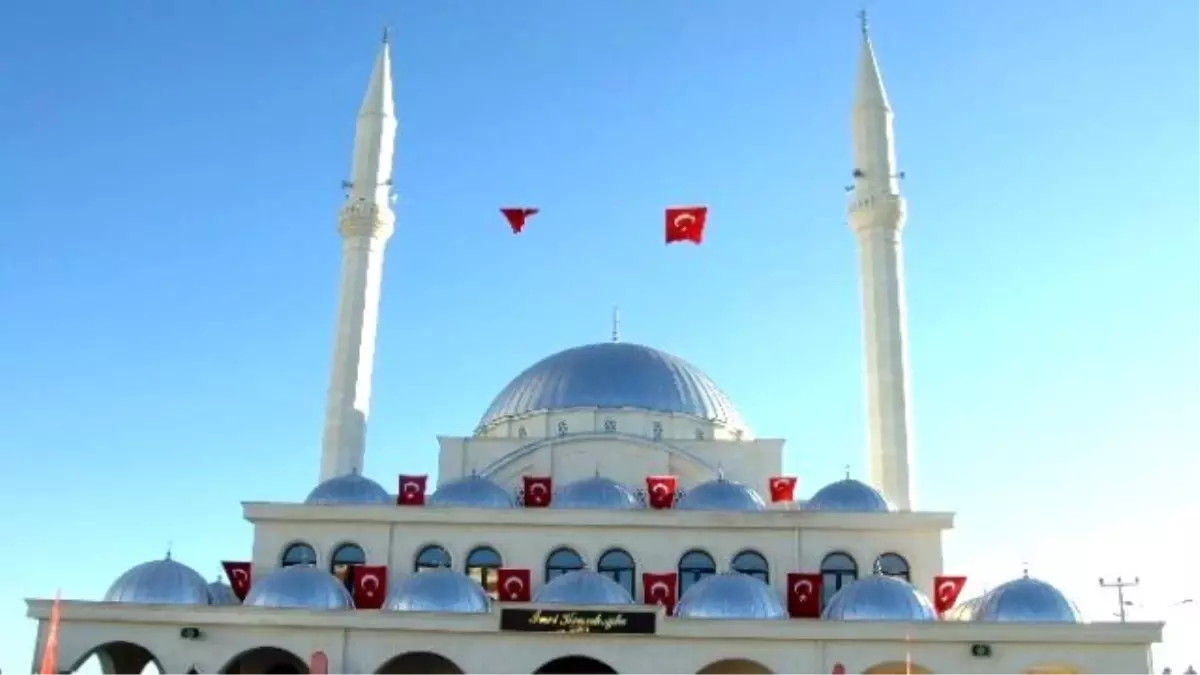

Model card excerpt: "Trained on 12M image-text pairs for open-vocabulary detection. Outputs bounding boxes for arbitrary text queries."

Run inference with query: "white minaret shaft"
[320,32,397,481]
[847,14,914,510]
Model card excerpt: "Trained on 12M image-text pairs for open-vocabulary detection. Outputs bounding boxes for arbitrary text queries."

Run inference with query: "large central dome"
[476,342,746,433]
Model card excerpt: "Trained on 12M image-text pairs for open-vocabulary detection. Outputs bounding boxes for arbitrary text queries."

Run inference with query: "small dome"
[676,477,765,512]
[944,595,983,621]
[304,472,393,506]
[244,566,354,610]
[382,568,491,613]
[973,576,1082,623]
[427,474,514,509]
[534,570,635,605]
[822,575,936,621]
[676,573,787,620]
[104,557,211,605]
[805,478,894,513]
[552,476,641,510]
[207,579,241,606]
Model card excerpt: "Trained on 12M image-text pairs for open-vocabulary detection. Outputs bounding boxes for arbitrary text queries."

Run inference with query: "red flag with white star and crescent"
[933,575,967,615]
[221,561,252,600]
[497,568,532,602]
[665,206,708,244]
[352,565,388,610]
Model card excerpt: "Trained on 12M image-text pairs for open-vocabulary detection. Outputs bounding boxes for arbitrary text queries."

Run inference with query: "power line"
[1099,576,1139,622]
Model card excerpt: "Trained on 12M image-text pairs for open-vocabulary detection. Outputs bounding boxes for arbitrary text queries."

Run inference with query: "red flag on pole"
[933,575,968,614]
[768,476,798,503]
[522,476,552,507]
[665,206,707,244]
[501,207,539,234]
[497,568,532,602]
[397,474,427,506]
[645,475,677,509]
[221,561,252,600]
[39,590,61,675]
[352,565,389,609]
[786,572,823,618]
[642,572,678,615]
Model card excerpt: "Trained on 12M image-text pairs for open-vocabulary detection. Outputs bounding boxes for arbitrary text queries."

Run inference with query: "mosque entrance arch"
[217,646,308,674]
[862,662,933,674]
[533,655,618,674]
[697,658,774,674]
[375,651,464,674]
[67,641,164,674]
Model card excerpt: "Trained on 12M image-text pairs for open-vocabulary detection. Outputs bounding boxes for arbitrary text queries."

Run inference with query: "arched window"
[820,551,859,608]
[329,543,365,590]
[678,549,717,597]
[545,547,585,582]
[875,552,910,582]
[280,542,317,568]
[414,544,452,572]
[466,546,503,597]
[597,548,636,598]
[730,550,770,584]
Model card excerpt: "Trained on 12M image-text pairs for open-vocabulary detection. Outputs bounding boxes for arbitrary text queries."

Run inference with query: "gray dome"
[243,565,354,610]
[382,568,491,613]
[676,573,787,620]
[427,473,514,508]
[973,576,1082,623]
[103,557,211,605]
[944,595,983,621]
[552,476,641,510]
[676,478,765,512]
[476,342,748,433]
[207,580,241,606]
[805,478,894,513]
[304,472,393,506]
[822,575,937,621]
[534,569,635,605]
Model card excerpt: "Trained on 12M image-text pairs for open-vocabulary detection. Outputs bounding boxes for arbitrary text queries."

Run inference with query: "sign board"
[500,608,657,635]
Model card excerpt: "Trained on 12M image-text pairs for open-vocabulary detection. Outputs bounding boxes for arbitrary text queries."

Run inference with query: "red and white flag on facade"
[768,476,798,503]
[645,475,677,509]
[352,565,388,610]
[397,474,427,506]
[642,572,678,615]
[933,575,967,615]
[221,561,252,600]
[786,572,823,618]
[522,476,552,507]
[497,568,532,602]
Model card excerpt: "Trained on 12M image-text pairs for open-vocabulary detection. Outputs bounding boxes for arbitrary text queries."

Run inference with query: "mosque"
[27,17,1163,675]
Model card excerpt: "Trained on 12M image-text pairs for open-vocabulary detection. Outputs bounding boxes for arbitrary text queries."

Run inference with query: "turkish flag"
[768,476,798,503]
[397,474,427,506]
[642,572,678,615]
[501,207,539,234]
[665,206,707,245]
[497,568,532,602]
[786,572,823,618]
[933,575,967,615]
[522,476,552,507]
[352,565,388,609]
[221,561,252,600]
[645,475,677,509]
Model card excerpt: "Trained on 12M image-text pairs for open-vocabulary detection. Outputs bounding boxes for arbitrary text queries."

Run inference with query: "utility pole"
[1099,576,1139,622]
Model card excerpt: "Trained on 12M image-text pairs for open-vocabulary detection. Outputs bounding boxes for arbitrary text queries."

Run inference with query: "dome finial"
[858,6,869,39]
[381,26,390,44]
[611,306,621,342]
[1022,561,1030,578]
[166,542,173,560]
[845,464,851,479]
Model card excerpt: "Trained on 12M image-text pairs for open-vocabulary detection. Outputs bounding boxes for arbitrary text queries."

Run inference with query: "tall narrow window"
[875,552,910,582]
[557,420,569,436]
[329,543,366,590]
[597,548,636,598]
[280,543,317,568]
[731,550,770,584]
[466,546,504,597]
[545,547,585,583]
[414,544,452,572]
[677,550,717,598]
[820,552,859,608]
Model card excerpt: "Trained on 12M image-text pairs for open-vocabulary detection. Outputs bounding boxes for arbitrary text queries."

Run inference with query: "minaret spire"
[320,35,398,481]
[847,15,915,510]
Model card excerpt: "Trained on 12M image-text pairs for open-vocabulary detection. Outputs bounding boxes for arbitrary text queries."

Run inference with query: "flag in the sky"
[665,206,707,244]
[501,207,539,234]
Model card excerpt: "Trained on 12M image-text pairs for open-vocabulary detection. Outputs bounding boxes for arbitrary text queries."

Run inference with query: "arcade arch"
[533,655,618,674]
[861,661,933,674]
[218,646,309,674]
[697,657,774,674]
[375,651,464,674]
[67,641,163,674]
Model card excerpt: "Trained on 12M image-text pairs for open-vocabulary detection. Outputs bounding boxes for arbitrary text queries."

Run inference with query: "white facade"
[25,20,1164,675]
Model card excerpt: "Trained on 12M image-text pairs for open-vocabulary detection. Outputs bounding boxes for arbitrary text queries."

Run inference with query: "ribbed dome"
[103,557,211,605]
[805,478,894,513]
[552,476,641,510]
[304,472,393,506]
[676,573,787,620]
[944,595,983,621]
[243,566,354,611]
[427,473,514,508]
[973,576,1082,623]
[534,570,635,605]
[207,579,241,606]
[383,568,491,613]
[476,343,747,433]
[822,575,936,621]
[676,478,765,512]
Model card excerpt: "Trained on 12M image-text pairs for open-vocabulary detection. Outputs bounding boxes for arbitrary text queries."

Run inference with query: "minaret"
[847,13,915,510]
[320,31,397,481]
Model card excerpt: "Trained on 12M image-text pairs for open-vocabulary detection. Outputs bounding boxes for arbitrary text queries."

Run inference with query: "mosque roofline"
[26,598,1163,645]
[241,501,956,531]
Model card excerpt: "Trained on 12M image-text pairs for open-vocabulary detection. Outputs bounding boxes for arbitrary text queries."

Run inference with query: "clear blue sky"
[1,0,1196,672]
